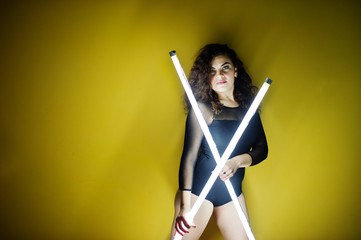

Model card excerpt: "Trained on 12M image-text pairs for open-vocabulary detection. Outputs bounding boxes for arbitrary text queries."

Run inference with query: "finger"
[188,221,197,228]
[175,222,184,236]
[180,216,191,229]
[185,216,197,228]
[221,171,234,181]
[180,220,190,233]
[219,172,226,181]
[176,217,190,234]
[222,169,229,176]
[224,175,233,181]
[219,169,228,178]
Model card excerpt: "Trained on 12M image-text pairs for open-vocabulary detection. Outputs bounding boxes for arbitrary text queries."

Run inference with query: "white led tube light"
[170,51,272,240]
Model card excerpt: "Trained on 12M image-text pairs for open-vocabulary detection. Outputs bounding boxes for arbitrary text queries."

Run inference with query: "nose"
[215,70,224,79]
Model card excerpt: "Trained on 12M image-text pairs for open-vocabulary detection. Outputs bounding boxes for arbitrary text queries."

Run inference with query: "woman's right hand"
[175,209,196,236]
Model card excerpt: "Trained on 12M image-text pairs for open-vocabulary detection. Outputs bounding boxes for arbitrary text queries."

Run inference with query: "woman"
[170,44,268,240]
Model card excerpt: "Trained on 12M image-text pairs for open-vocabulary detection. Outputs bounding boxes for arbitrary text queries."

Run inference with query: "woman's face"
[209,55,237,95]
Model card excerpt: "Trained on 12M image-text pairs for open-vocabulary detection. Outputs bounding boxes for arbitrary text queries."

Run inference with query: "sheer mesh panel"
[178,103,268,191]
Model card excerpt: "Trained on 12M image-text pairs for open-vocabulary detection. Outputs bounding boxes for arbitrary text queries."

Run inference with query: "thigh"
[170,191,214,240]
[213,193,250,240]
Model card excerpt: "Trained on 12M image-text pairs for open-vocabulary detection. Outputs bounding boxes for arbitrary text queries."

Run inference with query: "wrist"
[242,153,252,167]
[180,190,192,210]
[230,156,243,168]
[234,154,252,168]
[180,202,191,209]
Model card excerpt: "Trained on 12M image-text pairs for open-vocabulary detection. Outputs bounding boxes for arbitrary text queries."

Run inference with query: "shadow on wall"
[164,20,284,236]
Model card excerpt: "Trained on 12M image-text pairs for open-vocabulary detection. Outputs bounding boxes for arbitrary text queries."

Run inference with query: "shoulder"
[188,102,213,124]
[197,101,212,112]
[198,102,213,124]
[251,109,263,125]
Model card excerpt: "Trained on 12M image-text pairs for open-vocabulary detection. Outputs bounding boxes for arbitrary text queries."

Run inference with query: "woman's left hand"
[219,157,240,181]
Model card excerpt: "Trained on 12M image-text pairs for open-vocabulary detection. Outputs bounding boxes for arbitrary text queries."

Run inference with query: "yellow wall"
[1,1,360,239]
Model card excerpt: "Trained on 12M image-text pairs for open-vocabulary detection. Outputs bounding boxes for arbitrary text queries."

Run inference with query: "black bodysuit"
[179,103,268,207]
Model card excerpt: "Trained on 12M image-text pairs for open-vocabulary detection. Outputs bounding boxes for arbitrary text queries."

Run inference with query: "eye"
[210,69,216,75]
[222,65,230,71]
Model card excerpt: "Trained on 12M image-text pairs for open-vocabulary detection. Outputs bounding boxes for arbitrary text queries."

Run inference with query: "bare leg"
[213,193,250,240]
[170,190,214,240]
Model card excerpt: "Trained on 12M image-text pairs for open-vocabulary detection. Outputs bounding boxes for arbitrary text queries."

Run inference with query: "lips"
[216,80,227,85]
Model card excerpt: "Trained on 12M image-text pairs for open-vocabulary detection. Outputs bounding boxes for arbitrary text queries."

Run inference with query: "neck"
[218,93,238,107]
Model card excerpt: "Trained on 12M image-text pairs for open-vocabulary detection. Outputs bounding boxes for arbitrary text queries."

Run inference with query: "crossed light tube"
[169,51,272,240]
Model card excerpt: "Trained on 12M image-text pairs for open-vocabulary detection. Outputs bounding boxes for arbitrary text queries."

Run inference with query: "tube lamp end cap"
[169,50,176,56]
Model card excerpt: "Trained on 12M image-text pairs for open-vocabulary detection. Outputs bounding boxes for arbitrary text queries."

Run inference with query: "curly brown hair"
[187,44,257,114]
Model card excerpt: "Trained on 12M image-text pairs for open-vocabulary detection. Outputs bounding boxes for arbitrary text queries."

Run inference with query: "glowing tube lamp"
[170,50,272,240]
